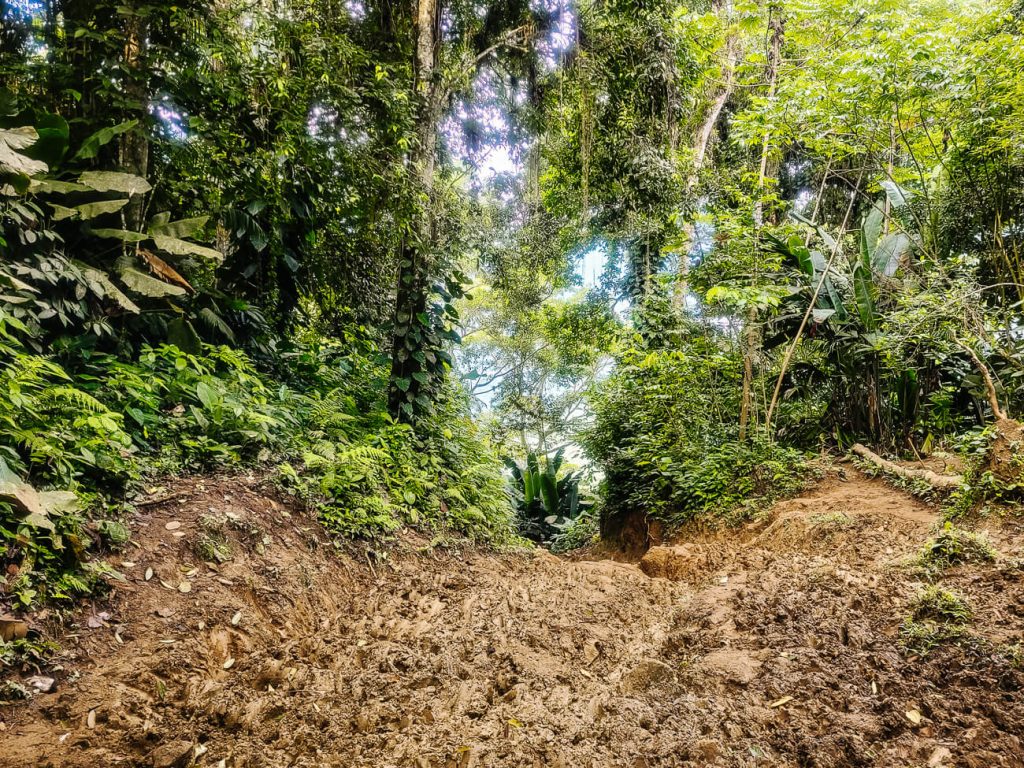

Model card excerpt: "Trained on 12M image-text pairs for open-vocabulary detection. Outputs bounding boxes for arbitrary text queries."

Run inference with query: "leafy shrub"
[917,523,996,573]
[549,509,600,553]
[0,466,108,608]
[88,344,300,470]
[1,315,518,611]
[584,344,808,532]
[910,586,973,624]
[279,355,516,543]
[900,586,972,655]
[0,339,136,491]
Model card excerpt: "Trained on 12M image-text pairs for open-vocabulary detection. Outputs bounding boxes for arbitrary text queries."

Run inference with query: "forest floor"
[3,467,1024,768]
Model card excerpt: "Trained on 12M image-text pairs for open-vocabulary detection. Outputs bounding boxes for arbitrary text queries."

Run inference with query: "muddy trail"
[3,468,1024,767]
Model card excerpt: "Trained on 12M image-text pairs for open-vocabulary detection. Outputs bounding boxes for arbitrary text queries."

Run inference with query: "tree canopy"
[2,0,1024,560]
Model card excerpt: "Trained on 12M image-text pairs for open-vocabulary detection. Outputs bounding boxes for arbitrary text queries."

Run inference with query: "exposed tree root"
[851,443,964,488]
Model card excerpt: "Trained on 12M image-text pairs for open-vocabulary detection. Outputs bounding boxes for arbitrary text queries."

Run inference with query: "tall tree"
[386,0,538,422]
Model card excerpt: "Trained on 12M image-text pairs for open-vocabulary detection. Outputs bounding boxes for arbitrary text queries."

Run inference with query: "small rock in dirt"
[149,740,194,768]
[696,741,721,760]
[26,676,56,693]
[620,658,675,693]
[699,649,762,685]
[0,615,29,642]
[165,521,181,531]
[638,546,695,580]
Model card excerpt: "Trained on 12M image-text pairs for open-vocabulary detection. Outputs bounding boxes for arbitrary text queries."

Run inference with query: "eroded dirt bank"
[3,470,1024,767]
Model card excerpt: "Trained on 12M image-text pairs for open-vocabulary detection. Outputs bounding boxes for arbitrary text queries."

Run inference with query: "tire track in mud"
[3,470,1024,767]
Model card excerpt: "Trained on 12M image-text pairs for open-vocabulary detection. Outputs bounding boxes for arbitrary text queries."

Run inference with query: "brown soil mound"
[985,418,1024,488]
[3,471,1024,767]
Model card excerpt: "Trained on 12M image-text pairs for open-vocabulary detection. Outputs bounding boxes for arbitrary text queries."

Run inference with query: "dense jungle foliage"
[2,0,1024,616]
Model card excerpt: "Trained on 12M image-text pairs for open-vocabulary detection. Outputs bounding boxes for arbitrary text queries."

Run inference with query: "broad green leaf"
[0,126,38,152]
[77,198,129,219]
[50,203,80,221]
[76,263,140,313]
[879,180,912,208]
[852,262,877,331]
[0,127,48,176]
[0,458,78,534]
[788,235,814,277]
[149,215,208,239]
[90,228,147,242]
[118,267,187,297]
[538,470,558,515]
[862,204,884,261]
[871,233,912,277]
[152,234,223,262]
[196,381,218,410]
[24,113,69,168]
[78,170,151,196]
[73,119,138,161]
[29,178,90,194]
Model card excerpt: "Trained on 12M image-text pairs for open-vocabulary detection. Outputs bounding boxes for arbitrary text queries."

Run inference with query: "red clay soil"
[2,469,1024,767]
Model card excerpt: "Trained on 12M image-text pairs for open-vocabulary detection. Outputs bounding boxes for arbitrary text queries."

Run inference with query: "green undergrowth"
[0,320,517,615]
[900,585,973,656]
[548,508,600,553]
[583,344,812,534]
[915,523,996,577]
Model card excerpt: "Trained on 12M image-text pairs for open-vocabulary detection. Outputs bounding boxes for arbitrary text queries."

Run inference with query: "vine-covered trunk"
[388,0,442,421]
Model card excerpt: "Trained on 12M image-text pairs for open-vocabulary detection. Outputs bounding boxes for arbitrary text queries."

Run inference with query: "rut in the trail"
[3,469,1024,768]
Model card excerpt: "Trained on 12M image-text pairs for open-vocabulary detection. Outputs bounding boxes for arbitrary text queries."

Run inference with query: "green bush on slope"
[0,323,516,611]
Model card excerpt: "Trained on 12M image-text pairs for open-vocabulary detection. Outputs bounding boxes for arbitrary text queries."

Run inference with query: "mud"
[2,470,1023,767]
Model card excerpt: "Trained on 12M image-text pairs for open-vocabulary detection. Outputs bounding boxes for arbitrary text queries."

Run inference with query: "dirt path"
[3,470,1024,767]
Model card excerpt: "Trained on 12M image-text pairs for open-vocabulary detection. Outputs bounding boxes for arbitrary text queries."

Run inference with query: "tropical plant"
[505,449,590,543]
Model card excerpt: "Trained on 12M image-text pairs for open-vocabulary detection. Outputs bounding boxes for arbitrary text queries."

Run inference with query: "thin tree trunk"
[956,339,1008,421]
[763,168,861,435]
[675,0,740,307]
[738,314,757,439]
[739,4,783,441]
[119,7,149,232]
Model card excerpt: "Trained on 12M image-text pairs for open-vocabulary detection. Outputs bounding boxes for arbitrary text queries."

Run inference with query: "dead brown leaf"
[139,250,193,293]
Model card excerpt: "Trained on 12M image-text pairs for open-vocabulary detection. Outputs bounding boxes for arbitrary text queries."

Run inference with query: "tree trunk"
[119,6,149,232]
[738,4,783,442]
[851,444,963,488]
[737,307,758,440]
[675,0,740,307]
[388,0,442,421]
